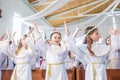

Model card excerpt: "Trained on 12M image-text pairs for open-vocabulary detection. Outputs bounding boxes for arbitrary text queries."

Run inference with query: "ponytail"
[15,39,22,55]
[86,36,94,55]
[84,26,97,55]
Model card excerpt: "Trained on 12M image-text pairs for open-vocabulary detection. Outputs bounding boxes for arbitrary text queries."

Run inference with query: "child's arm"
[64,21,70,36]
[72,28,82,39]
[0,32,6,41]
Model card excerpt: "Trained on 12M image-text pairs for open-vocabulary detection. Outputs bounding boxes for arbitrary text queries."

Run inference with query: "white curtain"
[21,0,119,31]
[21,0,69,20]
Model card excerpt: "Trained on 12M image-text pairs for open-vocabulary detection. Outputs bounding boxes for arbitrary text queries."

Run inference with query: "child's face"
[89,29,101,42]
[106,37,111,45]
[51,33,61,45]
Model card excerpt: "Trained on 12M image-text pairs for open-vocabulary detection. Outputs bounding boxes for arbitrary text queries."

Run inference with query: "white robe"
[0,48,2,80]
[66,36,111,80]
[108,35,120,69]
[45,45,69,80]
[0,41,9,80]
[37,36,73,80]
[25,36,41,69]
[0,70,1,80]
[75,43,111,80]
[10,47,33,80]
[6,45,16,69]
[3,42,35,80]
[1,40,34,80]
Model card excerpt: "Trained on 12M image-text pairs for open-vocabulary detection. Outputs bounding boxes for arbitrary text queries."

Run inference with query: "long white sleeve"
[0,40,15,59]
[111,35,120,50]
[36,36,47,58]
[64,36,86,65]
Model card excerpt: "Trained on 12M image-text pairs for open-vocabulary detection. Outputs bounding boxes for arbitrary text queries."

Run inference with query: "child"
[31,21,82,80]
[0,31,8,80]
[36,31,78,80]
[67,26,111,80]
[42,32,69,80]
[107,28,120,69]
[3,28,34,80]
[10,34,33,80]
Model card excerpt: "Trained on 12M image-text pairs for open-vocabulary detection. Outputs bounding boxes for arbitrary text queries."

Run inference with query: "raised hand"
[72,27,83,38]
[109,27,120,35]
[52,27,56,31]
[64,21,70,36]
[13,31,16,36]
[75,27,83,31]
[32,21,37,27]
[109,27,115,35]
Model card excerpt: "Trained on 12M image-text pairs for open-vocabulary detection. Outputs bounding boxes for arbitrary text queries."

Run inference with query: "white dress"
[0,48,2,80]
[0,70,1,80]
[1,40,35,80]
[0,42,33,80]
[0,41,10,80]
[37,36,73,80]
[45,45,69,80]
[25,37,37,69]
[10,47,32,80]
[6,44,16,69]
[75,43,111,80]
[66,36,111,80]
[108,35,120,69]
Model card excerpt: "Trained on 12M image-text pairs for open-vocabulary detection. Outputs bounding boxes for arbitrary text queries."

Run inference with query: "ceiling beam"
[27,0,36,3]
[24,0,53,27]
[31,0,53,6]
[80,0,109,15]
[47,14,102,20]
[47,0,115,27]
[46,0,106,20]
[31,0,75,6]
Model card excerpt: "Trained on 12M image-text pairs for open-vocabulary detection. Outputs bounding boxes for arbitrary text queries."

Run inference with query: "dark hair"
[23,34,28,39]
[105,35,111,45]
[29,27,32,30]
[50,32,61,39]
[9,41,12,45]
[83,26,98,55]
[50,32,61,46]
[83,26,98,44]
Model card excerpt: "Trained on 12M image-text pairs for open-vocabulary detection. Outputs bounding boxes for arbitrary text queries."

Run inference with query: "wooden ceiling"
[27,0,119,27]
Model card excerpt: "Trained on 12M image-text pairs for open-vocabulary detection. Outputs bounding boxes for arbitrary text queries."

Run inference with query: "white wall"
[0,0,50,35]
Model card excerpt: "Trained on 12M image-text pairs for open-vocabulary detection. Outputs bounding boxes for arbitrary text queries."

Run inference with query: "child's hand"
[75,27,83,31]
[109,27,115,35]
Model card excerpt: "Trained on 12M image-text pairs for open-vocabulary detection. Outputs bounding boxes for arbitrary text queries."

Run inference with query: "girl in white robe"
[1,28,35,80]
[9,35,33,80]
[35,31,80,80]
[0,70,1,80]
[67,26,111,80]
[0,31,8,80]
[107,29,120,69]
[32,21,79,80]
[37,31,70,80]
[0,45,9,80]
[11,48,32,80]
[0,47,3,80]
